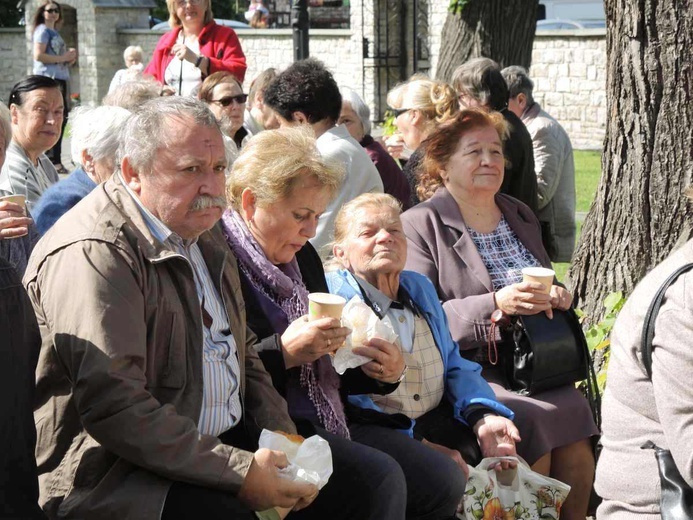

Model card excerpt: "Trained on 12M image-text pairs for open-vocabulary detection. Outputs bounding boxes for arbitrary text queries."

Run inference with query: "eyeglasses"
[176,0,203,7]
[44,8,60,13]
[210,94,248,107]
[393,108,412,118]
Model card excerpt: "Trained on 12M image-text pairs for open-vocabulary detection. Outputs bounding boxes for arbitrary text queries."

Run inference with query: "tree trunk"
[567,0,693,322]
[435,0,538,83]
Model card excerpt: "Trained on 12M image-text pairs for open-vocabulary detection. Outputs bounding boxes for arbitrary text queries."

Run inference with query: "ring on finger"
[327,338,332,347]
[378,363,384,375]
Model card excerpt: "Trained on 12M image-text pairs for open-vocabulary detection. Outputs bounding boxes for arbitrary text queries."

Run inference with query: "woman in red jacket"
[145,0,247,96]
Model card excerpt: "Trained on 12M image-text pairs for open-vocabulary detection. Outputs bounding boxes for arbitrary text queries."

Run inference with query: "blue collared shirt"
[122,177,242,436]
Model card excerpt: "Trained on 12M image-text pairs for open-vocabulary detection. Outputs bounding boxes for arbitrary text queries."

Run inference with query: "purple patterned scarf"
[220,210,350,438]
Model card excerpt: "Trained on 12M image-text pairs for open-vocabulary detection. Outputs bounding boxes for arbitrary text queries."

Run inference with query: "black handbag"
[639,263,693,520]
[488,308,601,426]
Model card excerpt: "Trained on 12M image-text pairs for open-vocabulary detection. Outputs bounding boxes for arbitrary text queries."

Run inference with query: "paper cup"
[0,194,26,208]
[308,293,346,321]
[522,267,555,294]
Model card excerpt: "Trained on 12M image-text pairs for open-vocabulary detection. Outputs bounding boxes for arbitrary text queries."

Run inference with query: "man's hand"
[238,448,318,512]
[473,416,520,469]
[353,337,406,383]
[421,438,469,478]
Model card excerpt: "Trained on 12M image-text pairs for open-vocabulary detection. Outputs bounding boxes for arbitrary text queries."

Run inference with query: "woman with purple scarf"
[221,126,467,520]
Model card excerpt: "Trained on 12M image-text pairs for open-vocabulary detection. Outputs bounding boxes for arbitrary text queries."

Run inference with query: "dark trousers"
[413,400,483,466]
[162,419,467,520]
[46,79,68,166]
[350,422,466,520]
[0,259,46,519]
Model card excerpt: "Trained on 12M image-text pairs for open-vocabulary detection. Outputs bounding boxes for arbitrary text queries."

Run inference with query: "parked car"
[536,18,605,30]
[151,18,250,30]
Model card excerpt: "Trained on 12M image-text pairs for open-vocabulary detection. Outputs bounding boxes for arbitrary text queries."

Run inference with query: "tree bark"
[435,0,538,83]
[568,0,693,322]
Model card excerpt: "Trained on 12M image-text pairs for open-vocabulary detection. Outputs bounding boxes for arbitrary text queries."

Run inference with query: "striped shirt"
[122,178,242,436]
[0,141,59,210]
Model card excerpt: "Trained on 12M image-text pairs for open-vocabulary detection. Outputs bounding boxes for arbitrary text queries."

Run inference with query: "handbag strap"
[640,263,693,379]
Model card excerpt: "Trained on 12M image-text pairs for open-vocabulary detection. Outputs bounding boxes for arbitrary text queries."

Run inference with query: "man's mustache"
[190,195,228,211]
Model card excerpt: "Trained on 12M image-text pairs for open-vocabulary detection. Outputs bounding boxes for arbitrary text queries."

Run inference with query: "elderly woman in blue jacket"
[326,192,520,471]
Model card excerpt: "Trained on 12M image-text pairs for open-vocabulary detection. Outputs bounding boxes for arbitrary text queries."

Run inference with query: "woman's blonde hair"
[417,108,509,202]
[327,193,403,270]
[227,126,344,210]
[167,0,214,28]
[386,74,459,133]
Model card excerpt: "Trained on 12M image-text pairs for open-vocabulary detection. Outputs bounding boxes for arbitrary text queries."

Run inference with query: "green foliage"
[448,0,471,15]
[381,110,398,137]
[577,291,626,394]
[574,150,601,213]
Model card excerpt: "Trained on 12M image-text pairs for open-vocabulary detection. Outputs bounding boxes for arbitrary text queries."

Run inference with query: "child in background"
[108,46,144,94]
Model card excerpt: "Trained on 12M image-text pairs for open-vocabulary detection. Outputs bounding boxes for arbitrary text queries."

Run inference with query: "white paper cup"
[521,267,555,294]
[0,194,26,209]
[308,293,346,321]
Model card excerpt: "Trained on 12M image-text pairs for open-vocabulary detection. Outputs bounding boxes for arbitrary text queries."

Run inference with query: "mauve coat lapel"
[429,188,494,293]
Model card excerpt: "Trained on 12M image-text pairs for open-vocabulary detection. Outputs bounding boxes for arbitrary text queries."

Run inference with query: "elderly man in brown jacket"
[24,97,318,519]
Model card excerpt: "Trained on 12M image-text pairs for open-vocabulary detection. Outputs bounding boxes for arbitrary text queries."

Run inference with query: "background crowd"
[2,0,678,519]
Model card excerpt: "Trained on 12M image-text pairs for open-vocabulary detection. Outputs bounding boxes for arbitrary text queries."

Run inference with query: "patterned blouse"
[468,215,541,290]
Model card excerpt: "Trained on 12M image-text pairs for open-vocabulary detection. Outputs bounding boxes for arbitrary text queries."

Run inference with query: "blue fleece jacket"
[326,269,514,430]
[33,167,97,235]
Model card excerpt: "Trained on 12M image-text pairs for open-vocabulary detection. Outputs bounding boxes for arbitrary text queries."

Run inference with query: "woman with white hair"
[32,104,131,234]
[339,88,411,209]
[108,45,145,94]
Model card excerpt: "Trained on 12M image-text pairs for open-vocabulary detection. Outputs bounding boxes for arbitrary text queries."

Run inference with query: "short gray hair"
[0,104,10,150]
[501,65,535,106]
[70,105,131,166]
[339,87,371,135]
[117,97,222,173]
[102,80,161,111]
[451,57,509,111]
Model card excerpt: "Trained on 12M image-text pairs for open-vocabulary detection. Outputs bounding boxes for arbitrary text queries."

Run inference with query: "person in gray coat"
[502,66,576,262]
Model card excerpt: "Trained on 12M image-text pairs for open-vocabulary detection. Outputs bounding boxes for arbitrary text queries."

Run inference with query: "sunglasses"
[210,94,248,107]
[44,8,60,13]
[176,0,203,7]
[393,108,412,118]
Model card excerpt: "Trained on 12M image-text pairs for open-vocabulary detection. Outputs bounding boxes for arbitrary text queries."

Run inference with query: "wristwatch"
[195,55,204,68]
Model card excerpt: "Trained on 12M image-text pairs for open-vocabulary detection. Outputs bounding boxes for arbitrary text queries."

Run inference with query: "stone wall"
[0,28,26,104]
[119,28,361,95]
[0,16,607,149]
[530,30,606,150]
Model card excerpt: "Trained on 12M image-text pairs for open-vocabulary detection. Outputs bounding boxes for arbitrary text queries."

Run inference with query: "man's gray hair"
[451,57,509,111]
[501,65,535,106]
[102,80,161,111]
[0,104,10,150]
[117,97,222,173]
[70,105,131,166]
[339,87,371,136]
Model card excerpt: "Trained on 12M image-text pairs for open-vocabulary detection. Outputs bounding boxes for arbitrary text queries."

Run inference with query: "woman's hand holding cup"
[281,316,350,369]
[0,197,31,239]
[494,281,552,317]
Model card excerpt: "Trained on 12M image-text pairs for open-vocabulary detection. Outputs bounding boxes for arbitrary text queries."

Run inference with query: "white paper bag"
[258,429,333,489]
[461,456,571,520]
[332,296,398,374]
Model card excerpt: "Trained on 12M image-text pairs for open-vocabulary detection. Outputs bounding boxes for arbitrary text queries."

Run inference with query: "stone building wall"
[0,29,27,104]
[0,12,607,149]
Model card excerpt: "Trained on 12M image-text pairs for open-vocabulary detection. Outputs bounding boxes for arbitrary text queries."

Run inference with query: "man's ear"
[517,93,527,111]
[240,188,257,222]
[292,111,309,125]
[121,157,142,194]
[80,150,94,174]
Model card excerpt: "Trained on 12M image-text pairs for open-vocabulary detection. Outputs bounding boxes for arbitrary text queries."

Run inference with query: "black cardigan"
[240,243,395,402]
